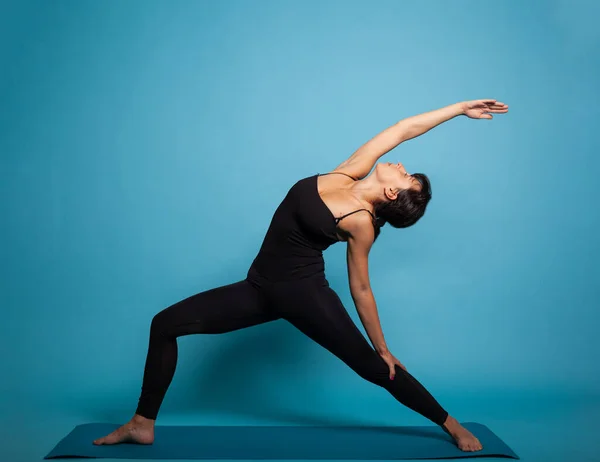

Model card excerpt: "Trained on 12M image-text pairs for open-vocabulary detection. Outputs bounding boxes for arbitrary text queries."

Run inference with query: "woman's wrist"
[376,345,389,355]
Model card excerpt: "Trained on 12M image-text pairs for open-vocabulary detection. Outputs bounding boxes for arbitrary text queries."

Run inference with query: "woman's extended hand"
[379,350,407,380]
[462,99,509,119]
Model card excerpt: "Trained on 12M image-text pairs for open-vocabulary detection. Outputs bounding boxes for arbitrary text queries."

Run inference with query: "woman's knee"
[150,309,176,338]
[352,358,391,387]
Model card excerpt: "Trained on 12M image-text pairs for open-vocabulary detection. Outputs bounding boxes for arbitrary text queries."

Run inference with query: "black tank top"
[249,172,376,281]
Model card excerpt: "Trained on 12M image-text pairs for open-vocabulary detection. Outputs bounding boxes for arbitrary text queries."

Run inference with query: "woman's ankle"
[132,414,155,426]
[442,415,458,433]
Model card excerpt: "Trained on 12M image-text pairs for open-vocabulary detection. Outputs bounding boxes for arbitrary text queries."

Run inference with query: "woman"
[93,99,508,452]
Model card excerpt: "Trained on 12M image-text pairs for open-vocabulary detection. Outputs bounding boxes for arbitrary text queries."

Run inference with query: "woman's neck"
[349,175,386,208]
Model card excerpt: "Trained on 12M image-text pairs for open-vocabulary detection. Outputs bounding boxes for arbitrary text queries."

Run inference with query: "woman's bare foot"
[93,414,155,445]
[442,415,483,452]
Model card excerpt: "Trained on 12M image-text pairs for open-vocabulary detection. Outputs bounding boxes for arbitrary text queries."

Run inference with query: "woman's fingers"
[385,359,395,380]
[476,101,507,110]
[382,352,408,379]
[480,99,508,107]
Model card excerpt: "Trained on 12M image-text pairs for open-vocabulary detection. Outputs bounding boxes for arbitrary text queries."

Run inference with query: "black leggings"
[135,268,449,426]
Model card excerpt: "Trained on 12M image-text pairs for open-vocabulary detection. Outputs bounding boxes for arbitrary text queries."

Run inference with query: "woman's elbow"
[350,282,372,298]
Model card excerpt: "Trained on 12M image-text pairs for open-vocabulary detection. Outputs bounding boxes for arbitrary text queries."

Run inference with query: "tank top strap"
[318,171,358,181]
[334,208,376,224]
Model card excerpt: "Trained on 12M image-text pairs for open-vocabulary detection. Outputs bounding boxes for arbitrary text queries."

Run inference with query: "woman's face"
[375,161,422,194]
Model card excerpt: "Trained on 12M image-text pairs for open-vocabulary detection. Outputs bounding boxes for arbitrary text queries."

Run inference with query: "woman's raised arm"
[333,99,508,180]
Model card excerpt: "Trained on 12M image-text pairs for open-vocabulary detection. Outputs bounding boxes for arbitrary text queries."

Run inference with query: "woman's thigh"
[274,279,388,382]
[151,279,280,338]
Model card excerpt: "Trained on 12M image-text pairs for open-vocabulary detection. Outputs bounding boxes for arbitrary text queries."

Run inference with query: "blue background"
[1,1,599,461]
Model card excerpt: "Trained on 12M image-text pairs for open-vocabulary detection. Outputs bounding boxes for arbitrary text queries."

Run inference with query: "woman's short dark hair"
[372,173,432,241]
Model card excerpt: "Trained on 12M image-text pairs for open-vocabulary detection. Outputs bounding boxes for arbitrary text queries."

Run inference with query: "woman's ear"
[384,187,398,201]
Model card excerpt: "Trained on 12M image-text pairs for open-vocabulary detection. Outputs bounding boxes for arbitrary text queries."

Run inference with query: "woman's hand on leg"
[379,350,407,379]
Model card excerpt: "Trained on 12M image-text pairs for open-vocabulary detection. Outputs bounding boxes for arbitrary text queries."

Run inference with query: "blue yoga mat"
[45,422,519,459]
